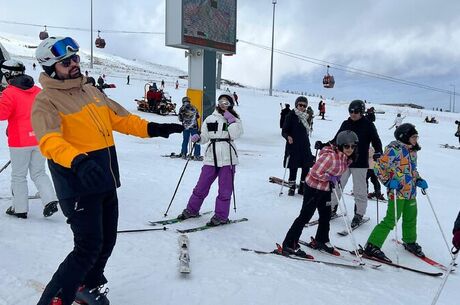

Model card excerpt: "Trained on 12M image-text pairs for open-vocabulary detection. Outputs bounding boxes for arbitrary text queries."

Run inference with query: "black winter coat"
[280,107,290,128]
[282,110,314,169]
[332,116,383,168]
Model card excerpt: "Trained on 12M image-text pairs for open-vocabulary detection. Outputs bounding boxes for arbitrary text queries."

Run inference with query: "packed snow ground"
[0,33,459,305]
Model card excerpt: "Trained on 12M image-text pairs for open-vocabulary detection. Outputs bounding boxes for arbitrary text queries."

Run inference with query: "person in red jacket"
[0,59,58,219]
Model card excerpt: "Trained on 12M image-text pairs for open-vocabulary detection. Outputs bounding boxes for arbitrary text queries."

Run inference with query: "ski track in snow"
[0,32,458,305]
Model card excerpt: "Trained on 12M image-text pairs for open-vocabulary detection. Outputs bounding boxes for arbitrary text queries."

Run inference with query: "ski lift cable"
[238,39,457,96]
[1,19,456,96]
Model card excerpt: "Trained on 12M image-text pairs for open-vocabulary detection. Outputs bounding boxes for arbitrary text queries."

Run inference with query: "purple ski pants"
[186,165,235,220]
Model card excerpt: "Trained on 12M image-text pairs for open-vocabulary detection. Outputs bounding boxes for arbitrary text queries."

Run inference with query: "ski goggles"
[349,108,362,114]
[59,54,80,67]
[218,98,231,107]
[50,37,80,58]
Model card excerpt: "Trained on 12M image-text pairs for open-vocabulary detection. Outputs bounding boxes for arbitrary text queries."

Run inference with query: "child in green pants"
[364,123,428,262]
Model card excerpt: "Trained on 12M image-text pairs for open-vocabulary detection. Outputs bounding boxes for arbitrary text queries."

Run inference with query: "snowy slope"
[0,33,459,305]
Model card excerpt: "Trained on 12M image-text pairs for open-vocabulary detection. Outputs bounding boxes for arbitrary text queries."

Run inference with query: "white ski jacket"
[198,110,243,167]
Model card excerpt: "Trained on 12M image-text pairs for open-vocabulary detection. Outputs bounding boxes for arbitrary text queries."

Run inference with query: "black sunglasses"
[343,144,356,149]
[297,103,307,108]
[349,109,361,114]
[59,54,80,68]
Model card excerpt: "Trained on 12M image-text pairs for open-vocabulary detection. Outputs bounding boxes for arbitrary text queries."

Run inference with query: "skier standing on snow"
[281,96,314,196]
[455,120,460,145]
[279,103,290,128]
[0,59,58,219]
[319,101,326,120]
[365,107,376,123]
[364,123,427,262]
[32,36,184,305]
[281,131,358,255]
[325,100,383,228]
[178,96,201,160]
[177,94,243,226]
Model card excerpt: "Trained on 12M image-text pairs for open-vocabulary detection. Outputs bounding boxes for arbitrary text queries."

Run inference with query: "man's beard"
[68,66,82,79]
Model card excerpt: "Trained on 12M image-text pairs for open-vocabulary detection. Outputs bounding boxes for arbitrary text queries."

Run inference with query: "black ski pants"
[37,190,118,305]
[283,185,332,248]
[366,169,381,195]
[288,166,310,189]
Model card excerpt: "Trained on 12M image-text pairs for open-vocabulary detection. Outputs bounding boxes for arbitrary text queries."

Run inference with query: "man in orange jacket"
[0,59,58,219]
[33,37,183,305]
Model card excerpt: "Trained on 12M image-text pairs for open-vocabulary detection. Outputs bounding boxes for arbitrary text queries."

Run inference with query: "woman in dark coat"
[282,96,314,196]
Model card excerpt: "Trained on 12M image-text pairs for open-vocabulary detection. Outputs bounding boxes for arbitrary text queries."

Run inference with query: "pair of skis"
[241,243,363,269]
[149,211,248,233]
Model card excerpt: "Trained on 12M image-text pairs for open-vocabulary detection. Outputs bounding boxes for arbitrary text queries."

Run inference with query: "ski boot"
[75,285,109,305]
[351,214,363,228]
[367,192,376,199]
[403,242,425,258]
[177,209,199,220]
[363,243,392,263]
[307,237,336,255]
[281,243,310,259]
[5,206,27,219]
[206,215,230,227]
[50,297,62,305]
[43,201,59,217]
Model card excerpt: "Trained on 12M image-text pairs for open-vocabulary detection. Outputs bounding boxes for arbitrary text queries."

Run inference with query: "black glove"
[147,122,184,138]
[71,154,105,189]
[372,152,382,161]
[314,141,323,150]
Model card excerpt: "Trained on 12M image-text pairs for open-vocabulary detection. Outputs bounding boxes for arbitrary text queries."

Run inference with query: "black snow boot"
[43,201,59,217]
[351,214,363,228]
[403,242,425,258]
[281,243,310,258]
[75,285,110,305]
[5,206,27,219]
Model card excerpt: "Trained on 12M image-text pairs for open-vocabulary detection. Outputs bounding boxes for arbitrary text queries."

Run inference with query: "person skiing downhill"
[281,96,314,196]
[282,130,358,256]
[0,59,58,219]
[389,113,405,130]
[177,94,243,226]
[325,100,383,228]
[364,123,428,262]
[32,36,183,305]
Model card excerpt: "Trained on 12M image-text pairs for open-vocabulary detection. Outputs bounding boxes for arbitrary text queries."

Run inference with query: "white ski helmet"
[0,59,25,80]
[36,36,79,67]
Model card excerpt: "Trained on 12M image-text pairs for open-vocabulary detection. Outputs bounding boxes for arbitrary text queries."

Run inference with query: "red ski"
[392,239,453,272]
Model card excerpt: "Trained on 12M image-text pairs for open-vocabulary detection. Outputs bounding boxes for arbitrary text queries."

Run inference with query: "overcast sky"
[1,0,460,110]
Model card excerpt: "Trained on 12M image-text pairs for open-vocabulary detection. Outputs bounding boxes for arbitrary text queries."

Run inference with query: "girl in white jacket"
[177,94,243,226]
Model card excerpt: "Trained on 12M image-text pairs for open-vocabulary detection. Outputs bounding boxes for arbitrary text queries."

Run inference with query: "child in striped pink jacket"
[281,130,358,256]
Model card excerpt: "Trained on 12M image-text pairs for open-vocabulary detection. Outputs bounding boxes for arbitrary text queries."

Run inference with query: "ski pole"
[393,189,400,265]
[430,249,458,305]
[229,141,237,213]
[163,143,196,217]
[0,160,11,174]
[117,227,167,234]
[422,189,455,259]
[335,183,364,264]
[279,155,290,196]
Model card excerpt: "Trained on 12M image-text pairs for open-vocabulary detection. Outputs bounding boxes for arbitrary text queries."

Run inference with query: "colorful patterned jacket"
[374,140,421,200]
